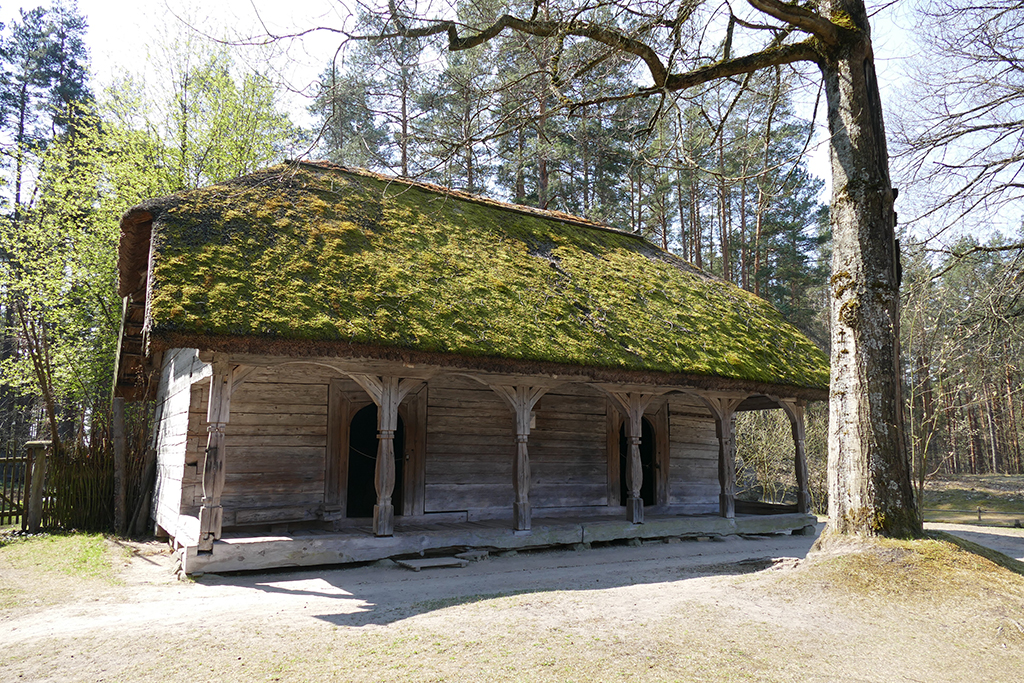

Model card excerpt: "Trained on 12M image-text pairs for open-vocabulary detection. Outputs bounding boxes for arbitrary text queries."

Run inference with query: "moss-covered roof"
[121,162,828,391]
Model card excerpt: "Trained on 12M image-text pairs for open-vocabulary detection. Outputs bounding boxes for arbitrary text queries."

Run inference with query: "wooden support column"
[490,385,548,531]
[112,397,127,535]
[603,390,658,524]
[696,394,747,519]
[779,399,810,514]
[349,374,424,537]
[25,440,51,534]
[198,357,233,551]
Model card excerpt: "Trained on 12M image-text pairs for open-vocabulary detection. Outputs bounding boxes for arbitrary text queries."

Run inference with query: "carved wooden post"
[780,400,810,514]
[198,357,233,551]
[697,394,746,519]
[490,385,548,531]
[604,391,657,524]
[349,374,423,536]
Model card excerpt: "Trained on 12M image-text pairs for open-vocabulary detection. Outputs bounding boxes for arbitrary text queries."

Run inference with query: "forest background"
[0,0,1020,527]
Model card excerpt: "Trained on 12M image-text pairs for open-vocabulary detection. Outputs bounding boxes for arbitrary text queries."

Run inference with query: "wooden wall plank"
[666,394,718,512]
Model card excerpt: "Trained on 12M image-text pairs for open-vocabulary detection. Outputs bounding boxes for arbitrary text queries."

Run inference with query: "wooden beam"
[606,405,621,508]
[324,379,349,512]
[655,402,670,507]
[777,399,810,514]
[694,393,747,519]
[349,374,424,536]
[112,397,127,535]
[489,384,549,531]
[404,386,428,517]
[198,355,233,551]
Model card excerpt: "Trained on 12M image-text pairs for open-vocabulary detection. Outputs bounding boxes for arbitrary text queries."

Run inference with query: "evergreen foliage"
[0,5,299,453]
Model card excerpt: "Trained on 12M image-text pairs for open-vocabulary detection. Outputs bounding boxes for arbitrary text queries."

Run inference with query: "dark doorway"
[619,417,656,506]
[347,404,405,518]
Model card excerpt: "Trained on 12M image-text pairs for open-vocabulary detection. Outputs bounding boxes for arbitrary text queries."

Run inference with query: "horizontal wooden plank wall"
[425,375,515,513]
[158,355,727,537]
[667,394,719,513]
[185,363,367,528]
[529,385,608,510]
[153,349,209,544]
[424,378,611,516]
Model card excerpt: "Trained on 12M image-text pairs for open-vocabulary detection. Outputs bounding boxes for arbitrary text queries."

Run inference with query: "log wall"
[424,376,515,513]
[154,355,725,537]
[529,385,609,510]
[666,394,719,513]
[423,378,610,515]
[187,363,368,528]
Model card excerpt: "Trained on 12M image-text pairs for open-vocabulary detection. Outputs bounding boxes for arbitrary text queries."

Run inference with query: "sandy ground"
[1,523,1022,682]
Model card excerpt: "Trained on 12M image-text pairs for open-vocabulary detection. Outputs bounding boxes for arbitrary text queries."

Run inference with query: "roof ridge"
[292,159,650,244]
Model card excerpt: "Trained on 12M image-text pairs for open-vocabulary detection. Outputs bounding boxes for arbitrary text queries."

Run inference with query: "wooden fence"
[42,446,115,531]
[0,454,27,527]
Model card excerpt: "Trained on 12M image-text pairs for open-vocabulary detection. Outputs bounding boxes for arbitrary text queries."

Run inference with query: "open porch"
[178,510,817,574]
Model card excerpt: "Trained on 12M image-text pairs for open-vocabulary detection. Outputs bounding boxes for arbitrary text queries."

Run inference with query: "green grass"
[0,532,114,581]
[921,474,1024,527]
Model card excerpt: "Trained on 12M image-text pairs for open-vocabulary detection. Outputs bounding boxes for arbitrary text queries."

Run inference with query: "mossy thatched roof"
[119,162,828,392]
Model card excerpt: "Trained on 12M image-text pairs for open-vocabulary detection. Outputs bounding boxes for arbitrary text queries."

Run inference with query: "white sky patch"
[0,0,350,126]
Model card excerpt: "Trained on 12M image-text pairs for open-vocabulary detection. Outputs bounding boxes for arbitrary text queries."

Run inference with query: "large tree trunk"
[819,0,920,538]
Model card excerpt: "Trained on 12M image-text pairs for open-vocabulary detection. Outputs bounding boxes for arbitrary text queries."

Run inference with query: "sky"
[0,0,350,119]
[0,0,916,203]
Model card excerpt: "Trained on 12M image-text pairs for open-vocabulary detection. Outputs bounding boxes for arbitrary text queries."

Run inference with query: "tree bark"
[819,0,919,538]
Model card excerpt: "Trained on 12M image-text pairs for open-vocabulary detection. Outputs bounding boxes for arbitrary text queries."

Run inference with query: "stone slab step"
[395,556,470,572]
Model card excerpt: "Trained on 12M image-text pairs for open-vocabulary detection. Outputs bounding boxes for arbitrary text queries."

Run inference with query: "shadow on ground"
[194,530,822,627]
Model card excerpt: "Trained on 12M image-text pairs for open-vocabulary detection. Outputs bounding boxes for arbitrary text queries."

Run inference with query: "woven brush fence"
[44,444,114,531]
[0,452,27,526]
[39,402,152,533]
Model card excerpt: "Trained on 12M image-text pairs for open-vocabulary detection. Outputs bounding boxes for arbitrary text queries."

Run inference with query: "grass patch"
[921,474,1024,527]
[0,532,115,581]
[800,534,1024,602]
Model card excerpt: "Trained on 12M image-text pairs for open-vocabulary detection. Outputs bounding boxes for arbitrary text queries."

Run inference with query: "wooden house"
[114,162,828,574]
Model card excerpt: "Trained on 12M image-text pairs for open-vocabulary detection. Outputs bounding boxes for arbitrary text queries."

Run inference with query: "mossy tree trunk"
[818,0,920,538]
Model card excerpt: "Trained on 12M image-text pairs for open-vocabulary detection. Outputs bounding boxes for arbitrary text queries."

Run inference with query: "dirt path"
[1,530,817,646]
[2,524,1022,682]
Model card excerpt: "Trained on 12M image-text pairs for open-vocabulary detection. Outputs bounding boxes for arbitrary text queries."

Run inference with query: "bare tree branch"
[746,0,843,45]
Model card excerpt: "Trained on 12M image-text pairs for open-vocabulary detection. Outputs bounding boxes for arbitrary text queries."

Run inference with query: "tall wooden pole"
[490,385,548,531]
[112,397,127,535]
[198,358,232,552]
[24,440,50,533]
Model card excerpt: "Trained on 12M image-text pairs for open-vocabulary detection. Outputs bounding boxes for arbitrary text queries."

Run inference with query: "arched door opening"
[347,404,405,518]
[619,416,656,506]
